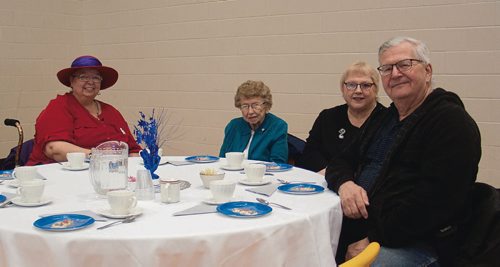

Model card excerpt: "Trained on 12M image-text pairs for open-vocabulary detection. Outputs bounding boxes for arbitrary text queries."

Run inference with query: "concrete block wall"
[0,0,498,186]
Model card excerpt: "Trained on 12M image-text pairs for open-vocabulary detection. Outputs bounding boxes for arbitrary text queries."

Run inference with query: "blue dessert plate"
[0,194,6,203]
[217,201,272,218]
[0,170,14,180]
[34,214,95,232]
[278,183,325,195]
[185,155,220,163]
[262,162,293,172]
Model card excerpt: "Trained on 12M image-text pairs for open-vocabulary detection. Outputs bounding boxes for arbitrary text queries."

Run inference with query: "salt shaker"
[160,178,180,203]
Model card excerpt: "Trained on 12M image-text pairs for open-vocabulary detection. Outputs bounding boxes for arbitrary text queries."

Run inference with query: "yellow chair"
[339,242,381,267]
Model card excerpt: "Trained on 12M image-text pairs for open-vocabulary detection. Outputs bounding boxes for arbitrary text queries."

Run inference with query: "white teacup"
[225,152,244,168]
[17,179,45,203]
[107,190,137,215]
[244,164,266,182]
[210,180,236,202]
[14,166,38,183]
[66,152,86,168]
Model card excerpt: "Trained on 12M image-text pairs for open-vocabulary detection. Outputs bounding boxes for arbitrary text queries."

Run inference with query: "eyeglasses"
[377,59,423,76]
[240,102,265,111]
[343,82,374,91]
[73,74,103,83]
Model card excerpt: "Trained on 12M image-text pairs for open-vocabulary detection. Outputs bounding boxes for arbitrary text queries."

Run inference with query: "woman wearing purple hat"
[27,55,141,165]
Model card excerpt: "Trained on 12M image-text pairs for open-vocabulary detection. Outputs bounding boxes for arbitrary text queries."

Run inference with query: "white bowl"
[199,172,225,189]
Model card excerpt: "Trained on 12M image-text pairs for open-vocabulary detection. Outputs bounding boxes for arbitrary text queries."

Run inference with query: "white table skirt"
[0,157,342,267]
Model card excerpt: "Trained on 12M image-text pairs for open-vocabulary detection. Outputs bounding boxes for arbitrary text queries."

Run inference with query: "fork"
[97,215,137,230]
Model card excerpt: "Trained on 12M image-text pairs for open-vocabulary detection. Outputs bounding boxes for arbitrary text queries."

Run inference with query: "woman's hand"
[338,181,369,219]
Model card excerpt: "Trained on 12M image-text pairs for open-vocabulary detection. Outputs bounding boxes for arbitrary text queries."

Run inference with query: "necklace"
[94,100,101,116]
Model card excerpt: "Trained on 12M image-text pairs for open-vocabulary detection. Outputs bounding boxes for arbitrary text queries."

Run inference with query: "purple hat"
[57,55,119,90]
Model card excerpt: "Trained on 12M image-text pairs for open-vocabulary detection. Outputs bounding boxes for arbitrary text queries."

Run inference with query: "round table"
[0,156,342,267]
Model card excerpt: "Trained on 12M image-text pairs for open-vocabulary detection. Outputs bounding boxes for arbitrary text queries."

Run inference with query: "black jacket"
[326,88,481,250]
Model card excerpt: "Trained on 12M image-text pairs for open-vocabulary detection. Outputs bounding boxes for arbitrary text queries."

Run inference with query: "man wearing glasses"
[326,37,483,265]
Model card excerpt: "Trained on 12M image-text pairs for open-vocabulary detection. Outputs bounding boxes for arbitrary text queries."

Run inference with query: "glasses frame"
[343,82,375,91]
[239,102,266,111]
[377,59,423,76]
[73,74,103,83]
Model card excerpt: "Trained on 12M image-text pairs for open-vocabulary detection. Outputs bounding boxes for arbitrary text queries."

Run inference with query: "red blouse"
[27,93,141,165]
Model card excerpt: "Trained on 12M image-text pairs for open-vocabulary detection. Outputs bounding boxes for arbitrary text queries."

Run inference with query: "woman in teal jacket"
[219,80,288,163]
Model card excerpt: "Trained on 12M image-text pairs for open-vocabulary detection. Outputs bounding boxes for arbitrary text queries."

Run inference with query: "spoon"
[97,215,137,230]
[256,198,292,210]
[277,179,316,184]
[0,200,12,208]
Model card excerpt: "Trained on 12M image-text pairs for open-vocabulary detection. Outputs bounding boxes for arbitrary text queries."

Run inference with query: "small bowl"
[199,171,225,189]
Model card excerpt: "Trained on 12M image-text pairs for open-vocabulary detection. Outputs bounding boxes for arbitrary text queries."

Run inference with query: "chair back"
[0,139,34,170]
[287,133,305,165]
[339,242,380,267]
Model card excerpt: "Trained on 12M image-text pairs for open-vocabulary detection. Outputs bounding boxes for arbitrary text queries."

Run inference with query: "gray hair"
[378,36,431,64]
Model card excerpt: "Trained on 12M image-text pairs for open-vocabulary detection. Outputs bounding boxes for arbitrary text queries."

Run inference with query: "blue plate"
[33,214,95,232]
[0,170,14,180]
[278,183,325,195]
[262,162,293,172]
[185,155,219,163]
[0,194,6,203]
[217,201,272,218]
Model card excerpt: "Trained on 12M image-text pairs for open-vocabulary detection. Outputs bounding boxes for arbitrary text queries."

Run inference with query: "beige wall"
[0,0,498,186]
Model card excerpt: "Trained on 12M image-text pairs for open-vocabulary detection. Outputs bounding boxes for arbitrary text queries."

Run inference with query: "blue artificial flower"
[134,110,162,179]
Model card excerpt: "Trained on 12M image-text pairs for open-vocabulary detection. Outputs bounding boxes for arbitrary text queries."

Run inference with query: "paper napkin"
[245,183,280,197]
[173,203,217,216]
[40,210,108,222]
[0,192,17,200]
[167,161,195,166]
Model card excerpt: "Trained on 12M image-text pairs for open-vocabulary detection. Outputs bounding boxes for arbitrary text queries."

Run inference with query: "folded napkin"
[173,203,217,216]
[40,210,108,222]
[245,183,280,197]
[0,192,16,207]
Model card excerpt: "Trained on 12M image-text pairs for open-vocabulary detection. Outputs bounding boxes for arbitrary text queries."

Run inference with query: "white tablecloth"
[0,157,342,267]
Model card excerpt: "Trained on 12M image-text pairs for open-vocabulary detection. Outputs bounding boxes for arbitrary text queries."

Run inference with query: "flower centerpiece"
[134,110,166,179]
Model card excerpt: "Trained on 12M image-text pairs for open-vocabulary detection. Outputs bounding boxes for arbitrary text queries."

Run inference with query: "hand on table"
[338,181,369,219]
[345,237,370,261]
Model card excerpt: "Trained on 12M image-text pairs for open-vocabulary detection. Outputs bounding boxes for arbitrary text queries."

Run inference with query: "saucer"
[203,197,236,205]
[11,196,52,207]
[220,165,244,171]
[5,179,20,188]
[62,162,89,171]
[95,207,143,219]
[239,177,272,186]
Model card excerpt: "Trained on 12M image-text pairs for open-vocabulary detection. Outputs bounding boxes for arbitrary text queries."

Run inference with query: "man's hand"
[338,181,369,219]
[345,238,370,261]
